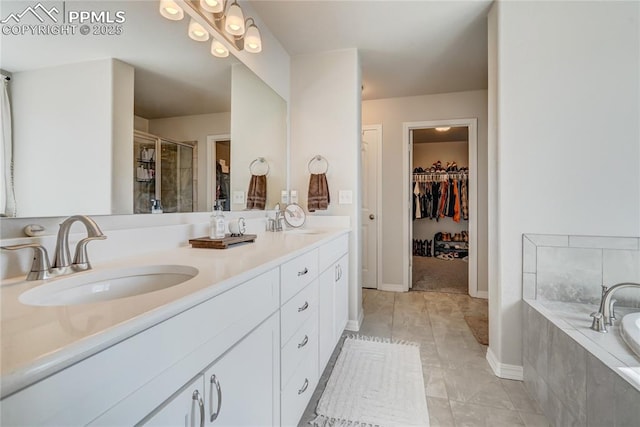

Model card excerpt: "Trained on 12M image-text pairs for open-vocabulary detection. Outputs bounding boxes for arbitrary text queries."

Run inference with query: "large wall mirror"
[0,0,286,218]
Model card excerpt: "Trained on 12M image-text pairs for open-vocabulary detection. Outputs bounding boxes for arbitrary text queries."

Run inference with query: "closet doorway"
[207,134,231,212]
[402,119,478,296]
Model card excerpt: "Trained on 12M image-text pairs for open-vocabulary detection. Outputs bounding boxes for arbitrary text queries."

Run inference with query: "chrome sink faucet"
[590,282,640,332]
[267,203,285,232]
[1,215,106,281]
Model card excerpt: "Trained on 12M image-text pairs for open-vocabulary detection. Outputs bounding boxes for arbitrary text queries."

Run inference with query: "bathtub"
[522,299,640,426]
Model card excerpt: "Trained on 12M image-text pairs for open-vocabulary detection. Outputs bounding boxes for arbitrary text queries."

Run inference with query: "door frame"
[362,124,383,289]
[206,134,230,211]
[402,119,480,297]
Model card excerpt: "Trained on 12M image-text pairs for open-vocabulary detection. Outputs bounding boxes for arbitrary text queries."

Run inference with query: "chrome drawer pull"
[192,390,205,427]
[298,378,309,395]
[297,267,309,276]
[298,301,309,312]
[209,374,222,422]
[298,335,309,349]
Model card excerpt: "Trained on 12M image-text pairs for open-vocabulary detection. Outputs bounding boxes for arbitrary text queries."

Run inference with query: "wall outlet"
[232,191,245,204]
[338,190,353,204]
[281,190,289,204]
[290,190,298,204]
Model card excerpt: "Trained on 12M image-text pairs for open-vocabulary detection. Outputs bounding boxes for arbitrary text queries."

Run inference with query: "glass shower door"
[159,139,195,213]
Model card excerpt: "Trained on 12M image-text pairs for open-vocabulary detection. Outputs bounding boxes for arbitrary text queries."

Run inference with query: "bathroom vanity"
[0,229,350,426]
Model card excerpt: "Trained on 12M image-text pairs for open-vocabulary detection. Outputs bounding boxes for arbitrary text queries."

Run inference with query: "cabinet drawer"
[281,316,317,389]
[280,279,318,345]
[319,234,349,272]
[281,342,318,427]
[281,249,318,303]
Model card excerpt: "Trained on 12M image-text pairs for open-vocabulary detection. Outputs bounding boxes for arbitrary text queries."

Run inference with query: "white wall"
[134,116,149,132]
[362,90,488,293]
[413,141,469,242]
[12,59,133,217]
[148,112,230,212]
[489,0,640,371]
[111,60,135,215]
[231,63,287,211]
[290,49,363,328]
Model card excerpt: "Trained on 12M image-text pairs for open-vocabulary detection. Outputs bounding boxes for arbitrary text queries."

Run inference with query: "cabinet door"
[203,315,279,426]
[334,254,349,342]
[143,375,206,427]
[318,267,335,372]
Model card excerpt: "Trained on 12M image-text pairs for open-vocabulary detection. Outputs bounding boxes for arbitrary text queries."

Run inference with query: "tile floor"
[299,289,551,427]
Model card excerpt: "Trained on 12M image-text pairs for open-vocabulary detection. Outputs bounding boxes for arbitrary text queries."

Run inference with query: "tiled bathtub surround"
[523,234,640,307]
[522,301,640,426]
[522,234,640,426]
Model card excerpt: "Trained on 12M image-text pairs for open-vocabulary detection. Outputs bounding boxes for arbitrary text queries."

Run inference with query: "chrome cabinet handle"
[339,264,343,280]
[297,378,309,395]
[209,374,222,422]
[298,335,309,349]
[192,390,205,427]
[297,267,309,276]
[298,301,309,312]
[335,264,339,282]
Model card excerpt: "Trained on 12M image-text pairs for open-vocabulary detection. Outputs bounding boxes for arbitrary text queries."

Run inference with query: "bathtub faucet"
[590,282,640,333]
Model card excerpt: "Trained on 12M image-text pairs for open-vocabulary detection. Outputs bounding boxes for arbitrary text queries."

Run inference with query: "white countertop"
[0,228,349,398]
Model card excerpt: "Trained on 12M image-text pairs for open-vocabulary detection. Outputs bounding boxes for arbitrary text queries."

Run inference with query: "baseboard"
[345,310,364,332]
[474,290,489,299]
[378,283,405,292]
[486,347,523,380]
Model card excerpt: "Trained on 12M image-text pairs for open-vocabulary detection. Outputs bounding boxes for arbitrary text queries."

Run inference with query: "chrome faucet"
[267,203,285,232]
[590,282,640,332]
[1,215,106,281]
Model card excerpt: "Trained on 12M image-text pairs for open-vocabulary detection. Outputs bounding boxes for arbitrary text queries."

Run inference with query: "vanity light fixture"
[159,0,184,20]
[224,0,245,36]
[435,127,451,132]
[200,0,223,14]
[243,18,262,53]
[188,18,210,41]
[211,39,229,58]
[161,0,263,56]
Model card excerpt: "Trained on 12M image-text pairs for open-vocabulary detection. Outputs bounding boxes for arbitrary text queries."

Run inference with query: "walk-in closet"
[411,127,469,294]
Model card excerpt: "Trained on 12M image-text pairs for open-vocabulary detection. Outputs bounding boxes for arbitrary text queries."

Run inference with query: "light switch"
[233,191,245,204]
[290,190,299,204]
[338,190,353,204]
[281,190,289,204]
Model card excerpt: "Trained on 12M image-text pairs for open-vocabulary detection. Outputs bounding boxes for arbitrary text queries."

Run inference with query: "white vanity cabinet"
[318,235,350,372]
[143,314,280,426]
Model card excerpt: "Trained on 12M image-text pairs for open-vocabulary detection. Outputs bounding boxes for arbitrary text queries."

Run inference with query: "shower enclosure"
[134,130,197,214]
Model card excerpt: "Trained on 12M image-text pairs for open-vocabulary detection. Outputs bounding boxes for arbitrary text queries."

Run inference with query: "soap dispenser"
[210,201,226,239]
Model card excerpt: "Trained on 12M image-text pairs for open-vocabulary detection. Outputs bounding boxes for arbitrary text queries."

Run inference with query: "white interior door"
[361,126,381,289]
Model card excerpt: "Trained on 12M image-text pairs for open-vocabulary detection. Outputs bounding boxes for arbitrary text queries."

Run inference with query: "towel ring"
[308,155,329,174]
[249,157,270,176]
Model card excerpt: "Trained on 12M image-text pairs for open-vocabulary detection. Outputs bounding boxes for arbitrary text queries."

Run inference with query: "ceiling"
[413,126,468,143]
[249,0,492,100]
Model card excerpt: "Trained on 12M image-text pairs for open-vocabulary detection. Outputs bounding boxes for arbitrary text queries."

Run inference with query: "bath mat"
[464,315,489,345]
[312,335,430,427]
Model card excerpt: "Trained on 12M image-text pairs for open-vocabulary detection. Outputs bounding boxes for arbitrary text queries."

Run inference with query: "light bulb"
[435,127,451,132]
[211,39,229,58]
[244,23,262,53]
[225,1,245,36]
[159,0,184,20]
[200,0,223,13]
[188,18,209,42]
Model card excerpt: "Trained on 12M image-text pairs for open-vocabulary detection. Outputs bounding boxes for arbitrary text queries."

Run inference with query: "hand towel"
[246,174,267,210]
[308,173,330,212]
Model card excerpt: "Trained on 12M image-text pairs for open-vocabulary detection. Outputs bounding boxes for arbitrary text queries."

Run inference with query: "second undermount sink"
[285,229,322,235]
[19,265,199,306]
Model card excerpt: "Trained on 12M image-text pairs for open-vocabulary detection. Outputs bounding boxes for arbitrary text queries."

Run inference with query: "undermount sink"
[621,312,640,359]
[285,229,322,235]
[19,265,198,306]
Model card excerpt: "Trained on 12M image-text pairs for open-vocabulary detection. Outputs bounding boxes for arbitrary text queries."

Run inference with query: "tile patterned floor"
[299,289,550,427]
